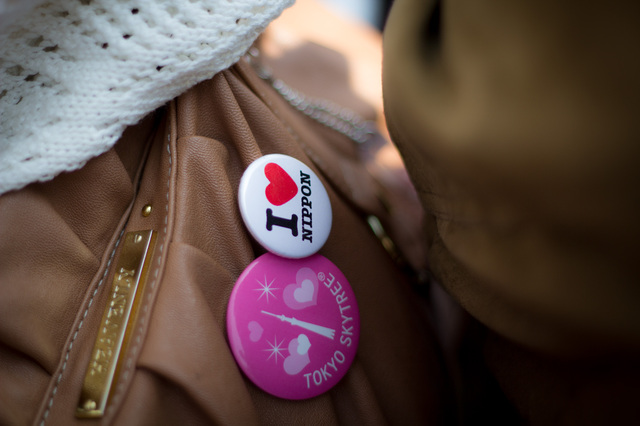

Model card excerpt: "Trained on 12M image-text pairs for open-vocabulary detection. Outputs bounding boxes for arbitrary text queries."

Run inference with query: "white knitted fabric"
[0,0,293,195]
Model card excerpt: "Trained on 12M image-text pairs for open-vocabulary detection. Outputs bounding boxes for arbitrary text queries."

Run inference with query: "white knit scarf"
[0,0,293,194]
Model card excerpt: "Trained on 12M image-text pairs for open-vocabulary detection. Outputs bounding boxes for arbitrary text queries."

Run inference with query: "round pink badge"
[227,254,360,400]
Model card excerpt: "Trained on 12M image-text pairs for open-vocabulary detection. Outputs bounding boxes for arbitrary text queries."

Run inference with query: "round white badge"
[238,154,332,258]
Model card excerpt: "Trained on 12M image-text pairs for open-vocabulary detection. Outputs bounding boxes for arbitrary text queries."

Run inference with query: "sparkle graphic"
[263,335,285,364]
[254,275,279,302]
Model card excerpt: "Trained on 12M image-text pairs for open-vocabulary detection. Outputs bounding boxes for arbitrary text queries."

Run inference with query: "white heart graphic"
[293,279,315,303]
[296,334,312,355]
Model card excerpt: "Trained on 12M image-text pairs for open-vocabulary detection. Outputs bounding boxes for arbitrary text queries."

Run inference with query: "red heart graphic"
[264,163,298,206]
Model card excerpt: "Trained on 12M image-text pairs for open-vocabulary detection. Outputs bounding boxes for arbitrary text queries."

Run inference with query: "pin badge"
[238,154,332,258]
[226,254,360,399]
